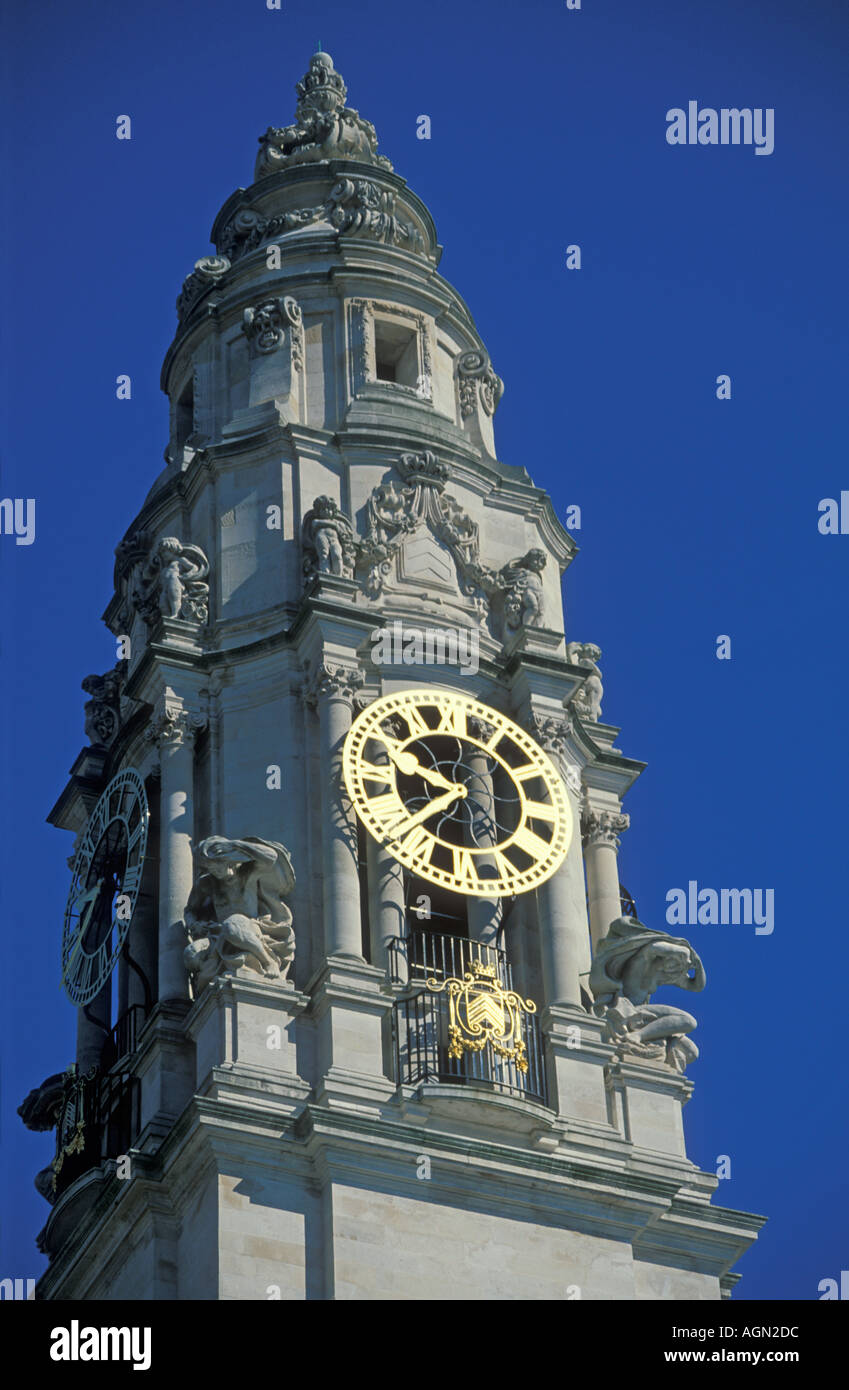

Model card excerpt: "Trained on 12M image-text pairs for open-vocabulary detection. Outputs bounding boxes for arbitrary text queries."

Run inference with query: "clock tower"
[21,51,764,1300]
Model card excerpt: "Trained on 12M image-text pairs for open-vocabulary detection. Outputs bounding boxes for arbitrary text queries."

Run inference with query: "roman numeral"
[121,865,141,896]
[358,761,394,785]
[512,762,540,783]
[451,848,479,886]
[393,824,432,860]
[127,818,145,851]
[435,705,466,737]
[523,799,557,823]
[510,824,552,862]
[403,705,431,738]
[368,792,408,828]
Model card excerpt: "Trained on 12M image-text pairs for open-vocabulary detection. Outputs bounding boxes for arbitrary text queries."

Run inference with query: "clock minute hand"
[386,783,467,841]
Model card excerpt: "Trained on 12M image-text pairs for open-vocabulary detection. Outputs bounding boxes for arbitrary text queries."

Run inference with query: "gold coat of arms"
[426,961,536,1072]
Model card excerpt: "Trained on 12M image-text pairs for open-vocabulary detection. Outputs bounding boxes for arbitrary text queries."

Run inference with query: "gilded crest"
[426,961,536,1072]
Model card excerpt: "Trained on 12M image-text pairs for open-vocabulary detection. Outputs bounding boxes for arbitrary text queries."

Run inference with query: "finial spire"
[254,50,394,178]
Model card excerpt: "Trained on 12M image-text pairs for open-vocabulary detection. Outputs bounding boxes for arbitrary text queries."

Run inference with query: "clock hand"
[385,783,467,840]
[61,879,104,985]
[379,737,458,793]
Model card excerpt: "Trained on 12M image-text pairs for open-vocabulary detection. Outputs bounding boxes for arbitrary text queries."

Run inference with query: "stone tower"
[22,51,764,1300]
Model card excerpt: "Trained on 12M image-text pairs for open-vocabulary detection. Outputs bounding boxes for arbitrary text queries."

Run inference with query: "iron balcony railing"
[395,930,547,1106]
[102,1004,148,1070]
[52,1069,141,1201]
[406,929,512,989]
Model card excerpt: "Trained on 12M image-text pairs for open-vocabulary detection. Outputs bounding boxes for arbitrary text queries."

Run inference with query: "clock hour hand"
[379,737,458,793]
[386,783,467,841]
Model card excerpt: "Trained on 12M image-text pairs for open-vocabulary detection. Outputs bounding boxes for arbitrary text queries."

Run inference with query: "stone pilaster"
[527,712,589,1007]
[304,661,365,963]
[146,699,207,1004]
[365,745,407,982]
[582,806,630,950]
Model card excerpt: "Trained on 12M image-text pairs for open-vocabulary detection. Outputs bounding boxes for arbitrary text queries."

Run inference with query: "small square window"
[373,317,419,388]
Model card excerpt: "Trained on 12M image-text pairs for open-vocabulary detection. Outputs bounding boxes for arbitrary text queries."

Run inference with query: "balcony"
[395,931,548,1106]
[52,1068,141,1200]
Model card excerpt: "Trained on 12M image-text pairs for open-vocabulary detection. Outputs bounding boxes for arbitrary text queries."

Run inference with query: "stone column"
[366,744,407,981]
[76,992,111,1073]
[465,722,500,947]
[582,807,630,950]
[307,662,364,962]
[147,703,206,1003]
[527,715,589,1008]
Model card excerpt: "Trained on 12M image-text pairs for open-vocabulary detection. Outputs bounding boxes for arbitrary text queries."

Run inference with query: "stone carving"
[81,662,126,747]
[302,496,357,581]
[145,704,207,751]
[243,295,303,362]
[131,536,210,626]
[254,51,393,179]
[219,178,423,263]
[499,550,546,631]
[176,255,230,321]
[183,836,296,996]
[581,807,630,850]
[470,550,547,635]
[327,178,423,252]
[357,451,485,606]
[456,350,503,419]
[589,916,706,1073]
[567,642,604,722]
[303,661,365,708]
[529,712,572,755]
[18,1069,80,1205]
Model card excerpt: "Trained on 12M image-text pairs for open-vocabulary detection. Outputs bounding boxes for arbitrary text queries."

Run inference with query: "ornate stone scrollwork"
[145,703,207,750]
[567,642,604,722]
[356,450,485,606]
[301,496,357,582]
[243,295,303,362]
[303,660,365,709]
[327,178,423,252]
[254,51,393,179]
[456,350,504,419]
[581,808,630,850]
[589,915,706,1073]
[176,255,230,321]
[183,836,296,997]
[81,662,127,747]
[528,713,580,795]
[529,712,572,756]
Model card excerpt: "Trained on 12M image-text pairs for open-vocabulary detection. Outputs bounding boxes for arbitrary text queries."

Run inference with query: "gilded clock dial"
[62,768,149,1005]
[343,689,573,896]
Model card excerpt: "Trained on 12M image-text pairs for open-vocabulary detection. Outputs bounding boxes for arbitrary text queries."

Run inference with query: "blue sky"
[1,0,847,1299]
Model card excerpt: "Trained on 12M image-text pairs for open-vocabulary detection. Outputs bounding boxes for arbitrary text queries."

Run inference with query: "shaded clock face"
[343,689,572,897]
[62,768,148,1006]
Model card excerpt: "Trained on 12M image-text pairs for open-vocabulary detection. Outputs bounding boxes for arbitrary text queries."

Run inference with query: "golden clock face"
[343,689,572,896]
[62,768,149,1006]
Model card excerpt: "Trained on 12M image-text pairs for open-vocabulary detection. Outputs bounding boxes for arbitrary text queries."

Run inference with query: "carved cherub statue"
[567,642,603,722]
[589,916,706,1072]
[498,549,547,631]
[183,836,296,996]
[302,496,356,579]
[133,536,210,625]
